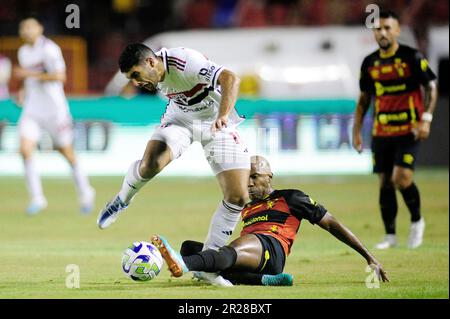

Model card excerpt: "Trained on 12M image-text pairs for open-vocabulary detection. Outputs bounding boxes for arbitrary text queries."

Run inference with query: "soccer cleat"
[375,234,397,249]
[262,273,294,286]
[97,195,128,229]
[26,197,48,216]
[151,235,188,278]
[79,187,96,214]
[408,218,425,249]
[192,271,234,287]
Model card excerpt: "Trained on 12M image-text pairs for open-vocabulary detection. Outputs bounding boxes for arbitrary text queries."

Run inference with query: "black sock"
[400,182,421,222]
[379,186,398,234]
[221,272,264,286]
[180,240,204,256]
[182,246,237,272]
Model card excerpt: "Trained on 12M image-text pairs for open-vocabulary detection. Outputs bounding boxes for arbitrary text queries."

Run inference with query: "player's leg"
[203,168,250,251]
[221,272,294,286]
[154,234,261,276]
[180,235,292,286]
[392,135,424,248]
[48,117,95,213]
[202,127,250,249]
[117,140,173,204]
[56,144,95,214]
[180,240,204,256]
[18,116,47,215]
[372,137,398,249]
[98,123,192,229]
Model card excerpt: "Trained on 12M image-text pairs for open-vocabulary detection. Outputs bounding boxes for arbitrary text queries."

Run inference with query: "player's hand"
[212,115,228,132]
[414,121,431,140]
[368,260,389,283]
[13,67,33,80]
[352,131,363,153]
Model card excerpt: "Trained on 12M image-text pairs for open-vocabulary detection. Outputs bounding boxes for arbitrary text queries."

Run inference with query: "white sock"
[203,200,242,251]
[118,160,149,204]
[24,158,44,202]
[71,162,92,198]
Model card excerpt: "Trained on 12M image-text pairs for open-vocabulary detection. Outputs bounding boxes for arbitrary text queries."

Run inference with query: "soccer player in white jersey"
[14,18,95,215]
[97,43,251,286]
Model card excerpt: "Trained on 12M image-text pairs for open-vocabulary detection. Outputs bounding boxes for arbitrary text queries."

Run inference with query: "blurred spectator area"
[0,36,88,94]
[0,0,448,94]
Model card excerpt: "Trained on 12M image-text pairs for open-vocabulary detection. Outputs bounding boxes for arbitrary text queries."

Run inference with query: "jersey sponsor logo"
[175,103,209,113]
[199,65,216,82]
[242,214,269,227]
[374,82,407,96]
[377,111,409,125]
[241,210,289,228]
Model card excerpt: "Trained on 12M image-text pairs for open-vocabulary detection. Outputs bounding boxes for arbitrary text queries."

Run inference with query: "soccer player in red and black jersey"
[352,10,438,250]
[151,156,388,286]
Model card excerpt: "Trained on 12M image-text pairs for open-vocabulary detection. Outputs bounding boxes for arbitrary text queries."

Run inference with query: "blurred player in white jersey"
[14,17,95,215]
[97,43,251,286]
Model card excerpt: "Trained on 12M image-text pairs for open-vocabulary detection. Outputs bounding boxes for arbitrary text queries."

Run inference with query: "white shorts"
[18,114,74,148]
[151,121,250,175]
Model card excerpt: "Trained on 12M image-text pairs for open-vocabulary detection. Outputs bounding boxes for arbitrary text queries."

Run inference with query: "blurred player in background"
[14,17,95,215]
[0,54,12,100]
[151,155,389,286]
[352,11,438,249]
[97,43,250,286]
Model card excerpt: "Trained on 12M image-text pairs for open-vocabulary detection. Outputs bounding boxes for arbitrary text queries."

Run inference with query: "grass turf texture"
[0,170,448,299]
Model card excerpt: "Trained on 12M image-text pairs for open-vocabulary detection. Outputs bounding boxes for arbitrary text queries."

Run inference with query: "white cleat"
[375,234,397,250]
[192,271,234,287]
[97,195,128,229]
[26,197,48,216]
[79,187,96,214]
[408,218,425,249]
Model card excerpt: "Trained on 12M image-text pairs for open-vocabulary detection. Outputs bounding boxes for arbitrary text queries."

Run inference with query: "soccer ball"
[121,241,164,281]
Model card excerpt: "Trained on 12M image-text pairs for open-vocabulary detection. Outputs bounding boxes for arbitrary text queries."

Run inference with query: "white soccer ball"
[121,241,164,281]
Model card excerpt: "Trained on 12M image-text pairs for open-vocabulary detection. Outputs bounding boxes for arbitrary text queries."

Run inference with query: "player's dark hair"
[379,10,399,21]
[119,43,156,73]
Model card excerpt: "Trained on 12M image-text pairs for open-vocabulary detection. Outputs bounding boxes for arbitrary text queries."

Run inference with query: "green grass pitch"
[0,170,448,299]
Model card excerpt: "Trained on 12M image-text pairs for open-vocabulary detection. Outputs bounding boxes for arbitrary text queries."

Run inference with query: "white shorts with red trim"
[151,119,250,175]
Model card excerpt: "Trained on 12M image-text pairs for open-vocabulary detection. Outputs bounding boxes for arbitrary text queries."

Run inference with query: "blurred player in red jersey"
[352,11,438,249]
[151,155,389,286]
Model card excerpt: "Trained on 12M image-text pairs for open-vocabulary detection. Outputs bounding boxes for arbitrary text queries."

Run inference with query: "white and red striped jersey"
[18,36,70,120]
[155,47,244,126]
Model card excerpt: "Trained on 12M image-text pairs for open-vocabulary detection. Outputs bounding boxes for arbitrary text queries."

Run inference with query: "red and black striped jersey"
[359,44,436,137]
[240,189,327,256]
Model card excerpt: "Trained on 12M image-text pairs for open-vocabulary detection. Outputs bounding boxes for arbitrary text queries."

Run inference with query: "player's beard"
[142,83,156,92]
[378,38,391,50]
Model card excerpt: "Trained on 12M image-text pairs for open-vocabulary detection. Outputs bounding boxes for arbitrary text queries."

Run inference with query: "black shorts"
[371,134,420,173]
[254,233,286,275]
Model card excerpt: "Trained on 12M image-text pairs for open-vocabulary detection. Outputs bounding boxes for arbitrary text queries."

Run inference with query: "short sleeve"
[410,50,437,86]
[43,43,66,73]
[359,57,373,93]
[283,190,328,225]
[183,48,224,89]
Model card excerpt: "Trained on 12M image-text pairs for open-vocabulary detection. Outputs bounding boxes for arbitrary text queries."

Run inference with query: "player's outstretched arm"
[318,212,389,282]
